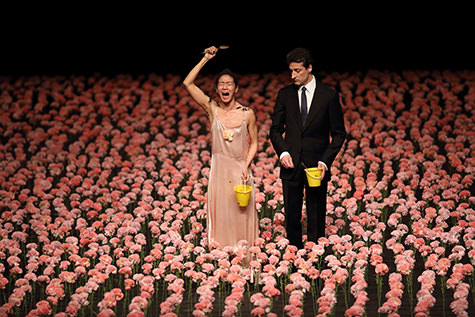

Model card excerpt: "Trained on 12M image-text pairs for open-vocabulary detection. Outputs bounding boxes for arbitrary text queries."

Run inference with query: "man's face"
[289,62,312,86]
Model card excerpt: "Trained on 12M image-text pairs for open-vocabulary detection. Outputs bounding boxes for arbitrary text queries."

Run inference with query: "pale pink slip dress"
[207,107,259,255]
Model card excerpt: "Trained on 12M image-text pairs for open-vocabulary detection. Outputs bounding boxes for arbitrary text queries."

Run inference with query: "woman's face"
[216,75,238,104]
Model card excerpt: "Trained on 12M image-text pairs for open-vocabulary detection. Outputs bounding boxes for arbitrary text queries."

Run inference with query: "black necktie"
[301,86,307,125]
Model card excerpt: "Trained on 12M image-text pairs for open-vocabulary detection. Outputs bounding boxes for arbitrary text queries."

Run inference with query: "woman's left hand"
[241,167,250,183]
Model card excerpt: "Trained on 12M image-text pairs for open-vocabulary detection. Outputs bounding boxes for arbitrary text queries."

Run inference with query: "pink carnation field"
[0,70,474,316]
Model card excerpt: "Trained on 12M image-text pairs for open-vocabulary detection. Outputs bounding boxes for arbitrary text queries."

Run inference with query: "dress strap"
[242,107,246,124]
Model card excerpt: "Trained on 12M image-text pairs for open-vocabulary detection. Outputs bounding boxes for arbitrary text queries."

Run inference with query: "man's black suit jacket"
[270,81,346,181]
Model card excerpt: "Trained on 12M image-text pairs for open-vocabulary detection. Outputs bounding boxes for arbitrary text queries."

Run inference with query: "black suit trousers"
[282,164,328,249]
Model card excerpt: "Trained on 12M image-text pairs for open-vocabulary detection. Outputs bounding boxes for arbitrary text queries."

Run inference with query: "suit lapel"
[303,81,325,130]
[289,85,304,130]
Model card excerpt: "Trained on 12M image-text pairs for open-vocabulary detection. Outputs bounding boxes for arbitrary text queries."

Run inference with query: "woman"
[183,46,259,258]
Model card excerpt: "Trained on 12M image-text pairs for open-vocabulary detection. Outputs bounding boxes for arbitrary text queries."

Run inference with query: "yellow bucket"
[305,167,322,187]
[234,184,252,207]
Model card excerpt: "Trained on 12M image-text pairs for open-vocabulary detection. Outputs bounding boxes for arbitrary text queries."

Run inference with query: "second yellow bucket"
[305,167,322,187]
[234,184,252,207]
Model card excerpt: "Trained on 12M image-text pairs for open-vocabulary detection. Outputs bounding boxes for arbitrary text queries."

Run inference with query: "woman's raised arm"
[182,46,218,117]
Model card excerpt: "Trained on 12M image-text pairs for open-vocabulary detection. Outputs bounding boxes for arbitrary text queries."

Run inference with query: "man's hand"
[280,153,294,169]
[318,161,327,180]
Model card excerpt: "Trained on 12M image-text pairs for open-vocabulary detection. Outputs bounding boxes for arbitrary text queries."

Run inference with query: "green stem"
[406,273,414,317]
[343,280,349,309]
[441,275,446,317]
[472,279,475,309]
[376,274,382,309]
[311,279,318,315]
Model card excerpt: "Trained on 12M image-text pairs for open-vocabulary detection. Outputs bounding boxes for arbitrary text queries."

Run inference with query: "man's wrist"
[280,151,290,160]
[318,161,328,171]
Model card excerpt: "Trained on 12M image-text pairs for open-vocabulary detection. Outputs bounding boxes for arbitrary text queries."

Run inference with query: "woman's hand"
[241,166,250,183]
[203,46,218,60]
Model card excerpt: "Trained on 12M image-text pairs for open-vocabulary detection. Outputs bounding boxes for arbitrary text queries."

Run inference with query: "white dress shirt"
[280,75,328,171]
[298,75,316,115]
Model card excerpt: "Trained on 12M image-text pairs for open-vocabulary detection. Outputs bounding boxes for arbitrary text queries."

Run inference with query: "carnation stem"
[406,273,414,317]
[376,274,382,308]
[441,275,446,317]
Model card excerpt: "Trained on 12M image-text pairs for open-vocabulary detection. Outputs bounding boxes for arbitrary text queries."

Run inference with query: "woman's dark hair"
[215,68,239,87]
[286,47,314,68]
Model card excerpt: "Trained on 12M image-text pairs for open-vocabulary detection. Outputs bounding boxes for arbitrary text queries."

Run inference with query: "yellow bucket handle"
[239,179,251,193]
[305,169,322,180]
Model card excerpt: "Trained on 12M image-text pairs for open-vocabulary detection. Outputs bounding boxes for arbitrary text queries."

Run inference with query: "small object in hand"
[305,167,322,187]
[202,45,230,54]
[234,184,252,207]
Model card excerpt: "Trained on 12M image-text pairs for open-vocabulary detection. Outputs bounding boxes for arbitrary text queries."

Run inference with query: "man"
[270,48,346,249]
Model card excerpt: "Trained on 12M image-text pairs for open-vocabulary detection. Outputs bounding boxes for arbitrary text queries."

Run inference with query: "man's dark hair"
[286,48,314,68]
[215,68,239,87]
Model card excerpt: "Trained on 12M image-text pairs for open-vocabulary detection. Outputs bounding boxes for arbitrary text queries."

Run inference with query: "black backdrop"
[2,7,473,77]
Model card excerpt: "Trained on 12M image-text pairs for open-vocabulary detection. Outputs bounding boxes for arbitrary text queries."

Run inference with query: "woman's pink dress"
[207,108,258,253]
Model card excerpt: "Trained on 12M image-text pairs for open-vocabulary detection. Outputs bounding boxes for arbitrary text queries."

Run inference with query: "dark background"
[1,6,473,77]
